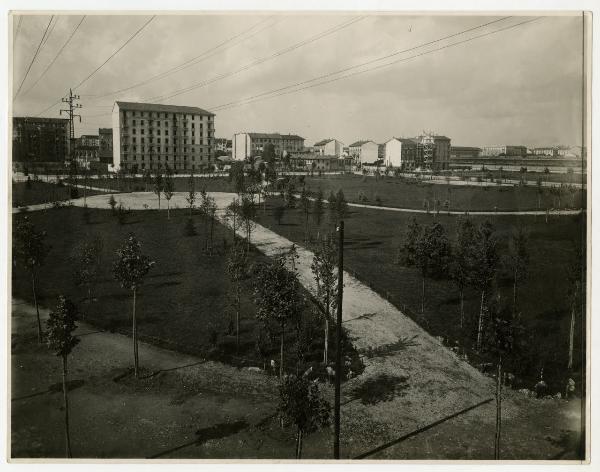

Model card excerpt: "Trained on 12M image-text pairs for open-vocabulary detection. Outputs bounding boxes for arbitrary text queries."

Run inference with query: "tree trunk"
[31,271,42,344]
[132,288,139,378]
[210,217,215,254]
[477,290,485,351]
[280,324,285,379]
[513,268,518,317]
[158,194,161,210]
[62,355,72,458]
[296,427,303,459]
[235,284,240,354]
[459,287,464,329]
[568,305,575,371]
[494,355,502,460]
[421,275,425,314]
[167,199,170,220]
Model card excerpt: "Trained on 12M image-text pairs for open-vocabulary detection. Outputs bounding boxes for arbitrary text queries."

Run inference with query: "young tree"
[46,296,80,458]
[415,222,451,314]
[566,244,584,373]
[185,171,196,217]
[278,375,331,459]
[14,217,49,343]
[112,234,155,378]
[482,300,520,460]
[226,243,248,353]
[402,217,422,266]
[452,217,477,328]
[311,234,337,365]
[163,165,175,219]
[472,221,499,351]
[108,194,117,214]
[254,256,302,378]
[273,204,285,225]
[240,193,256,253]
[299,187,311,241]
[206,195,218,254]
[142,168,153,192]
[334,188,349,221]
[224,197,241,244]
[153,170,163,210]
[229,162,246,194]
[72,237,103,307]
[504,227,529,317]
[312,188,324,229]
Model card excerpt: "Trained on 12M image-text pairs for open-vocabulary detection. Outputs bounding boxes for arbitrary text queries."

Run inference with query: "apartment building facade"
[480,145,527,157]
[12,117,70,163]
[232,132,304,160]
[112,101,215,173]
[313,138,345,157]
[348,140,379,165]
[384,138,419,169]
[99,128,113,164]
[449,146,481,160]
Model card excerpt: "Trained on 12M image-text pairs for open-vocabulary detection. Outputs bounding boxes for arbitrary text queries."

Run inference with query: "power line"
[211,17,537,113]
[72,15,156,90]
[41,15,59,48]
[89,16,276,100]
[15,16,23,40]
[14,15,54,97]
[22,16,86,97]
[148,16,366,103]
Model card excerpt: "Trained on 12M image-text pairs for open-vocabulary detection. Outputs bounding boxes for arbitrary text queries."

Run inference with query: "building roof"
[243,132,304,140]
[314,139,333,146]
[114,101,215,116]
[290,153,346,160]
[13,116,69,123]
[349,140,374,147]
[450,146,481,151]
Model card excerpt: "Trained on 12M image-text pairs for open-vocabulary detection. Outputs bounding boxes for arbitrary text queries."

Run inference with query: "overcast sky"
[12,13,585,148]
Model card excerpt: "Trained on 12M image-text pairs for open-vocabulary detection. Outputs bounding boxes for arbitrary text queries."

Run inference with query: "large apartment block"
[480,145,527,157]
[12,117,70,163]
[112,101,215,173]
[232,132,304,160]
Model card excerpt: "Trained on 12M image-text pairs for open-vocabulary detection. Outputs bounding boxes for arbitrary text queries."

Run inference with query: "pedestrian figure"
[566,378,576,400]
[535,369,548,398]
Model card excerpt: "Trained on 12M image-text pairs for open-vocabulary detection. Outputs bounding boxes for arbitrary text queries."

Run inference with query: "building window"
[141,120,144,125]
[141,129,145,135]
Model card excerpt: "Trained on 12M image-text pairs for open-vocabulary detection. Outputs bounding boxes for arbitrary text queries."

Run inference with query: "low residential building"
[215,138,232,155]
[99,128,113,164]
[480,145,527,157]
[232,132,304,160]
[313,138,345,157]
[290,153,353,172]
[384,138,419,169]
[415,134,451,170]
[74,134,100,168]
[557,146,583,158]
[348,140,379,165]
[532,147,558,157]
[12,117,70,163]
[450,146,481,160]
[112,101,215,173]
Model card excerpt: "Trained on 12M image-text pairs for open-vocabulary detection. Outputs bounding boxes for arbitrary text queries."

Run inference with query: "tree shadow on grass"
[351,374,409,405]
[148,420,249,458]
[361,335,420,359]
[12,379,85,402]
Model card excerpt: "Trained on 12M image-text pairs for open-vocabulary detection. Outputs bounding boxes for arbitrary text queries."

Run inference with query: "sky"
[11,13,586,148]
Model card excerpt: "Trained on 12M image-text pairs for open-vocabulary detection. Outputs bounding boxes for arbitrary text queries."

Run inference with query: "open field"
[299,174,585,212]
[12,181,107,208]
[68,176,236,194]
[254,196,586,394]
[11,206,349,374]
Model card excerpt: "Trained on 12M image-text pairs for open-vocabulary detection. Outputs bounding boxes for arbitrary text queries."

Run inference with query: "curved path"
[14,191,498,457]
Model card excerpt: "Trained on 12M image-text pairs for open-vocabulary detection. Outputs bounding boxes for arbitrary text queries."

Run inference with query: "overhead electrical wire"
[146,15,366,103]
[89,15,277,100]
[14,15,54,97]
[21,16,86,97]
[210,17,541,113]
[72,15,156,90]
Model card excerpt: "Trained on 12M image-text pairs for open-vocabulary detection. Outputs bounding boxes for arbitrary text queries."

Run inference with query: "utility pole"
[60,88,82,158]
[333,220,344,459]
[60,89,82,197]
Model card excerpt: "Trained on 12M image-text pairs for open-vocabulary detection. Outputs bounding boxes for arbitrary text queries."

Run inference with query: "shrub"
[184,218,196,236]
[70,187,79,199]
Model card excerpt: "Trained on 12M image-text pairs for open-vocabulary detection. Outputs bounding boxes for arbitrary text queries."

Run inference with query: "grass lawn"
[11,206,361,377]
[254,196,586,394]
[12,181,106,208]
[299,174,585,211]
[73,176,236,194]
